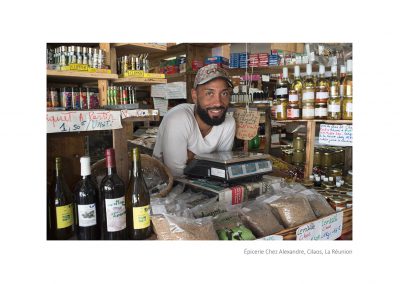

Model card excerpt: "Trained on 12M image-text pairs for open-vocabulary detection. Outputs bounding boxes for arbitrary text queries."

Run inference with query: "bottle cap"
[80,156,91,176]
[319,65,325,75]
[329,177,334,181]
[105,148,116,168]
[315,176,321,181]
[294,66,300,77]
[346,60,352,72]
[306,64,312,75]
[331,65,337,74]
[283,67,288,79]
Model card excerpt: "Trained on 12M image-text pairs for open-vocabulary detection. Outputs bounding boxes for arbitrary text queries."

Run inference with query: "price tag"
[296,211,343,240]
[69,63,89,71]
[319,124,352,146]
[233,108,260,140]
[127,70,145,77]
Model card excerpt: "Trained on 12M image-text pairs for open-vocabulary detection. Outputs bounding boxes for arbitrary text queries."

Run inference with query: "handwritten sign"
[47,110,122,133]
[319,124,352,146]
[120,109,159,119]
[296,211,343,240]
[233,108,260,140]
[257,235,284,241]
[153,98,169,116]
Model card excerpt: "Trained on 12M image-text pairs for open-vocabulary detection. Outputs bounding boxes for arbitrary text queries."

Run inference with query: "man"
[153,64,236,176]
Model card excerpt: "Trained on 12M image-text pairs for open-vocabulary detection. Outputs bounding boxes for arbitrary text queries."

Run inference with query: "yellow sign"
[69,63,89,71]
[127,70,145,77]
[144,73,165,79]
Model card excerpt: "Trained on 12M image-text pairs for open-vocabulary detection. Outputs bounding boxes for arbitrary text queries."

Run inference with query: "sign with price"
[47,110,122,133]
[319,124,352,146]
[233,108,260,140]
[296,211,343,240]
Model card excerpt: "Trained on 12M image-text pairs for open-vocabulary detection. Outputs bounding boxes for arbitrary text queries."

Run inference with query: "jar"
[327,97,341,120]
[276,98,288,120]
[293,136,305,151]
[329,196,346,211]
[315,89,329,104]
[287,103,300,120]
[315,103,328,119]
[292,149,304,165]
[342,96,353,120]
[314,149,321,166]
[302,102,315,119]
[335,148,344,165]
[281,149,293,164]
[302,89,315,104]
[321,151,332,168]
[328,168,343,183]
[288,90,300,103]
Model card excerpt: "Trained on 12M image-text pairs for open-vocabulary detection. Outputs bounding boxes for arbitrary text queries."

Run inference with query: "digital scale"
[183,151,273,183]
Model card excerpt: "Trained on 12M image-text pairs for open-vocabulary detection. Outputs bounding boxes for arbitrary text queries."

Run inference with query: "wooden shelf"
[228,64,319,76]
[47,70,118,83]
[112,43,167,56]
[113,77,167,85]
[274,119,352,124]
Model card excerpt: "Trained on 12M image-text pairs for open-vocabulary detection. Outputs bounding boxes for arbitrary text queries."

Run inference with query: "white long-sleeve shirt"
[153,104,235,177]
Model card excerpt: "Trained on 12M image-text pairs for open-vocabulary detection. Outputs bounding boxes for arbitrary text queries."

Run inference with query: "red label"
[231,186,244,205]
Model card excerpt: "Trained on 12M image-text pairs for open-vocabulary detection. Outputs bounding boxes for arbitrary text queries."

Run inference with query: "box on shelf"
[151,82,187,99]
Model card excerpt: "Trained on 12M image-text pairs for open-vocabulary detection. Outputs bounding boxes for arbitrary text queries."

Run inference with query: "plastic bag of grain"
[239,202,285,238]
[298,188,335,218]
[213,211,256,240]
[189,197,225,218]
[266,194,317,228]
[151,214,218,240]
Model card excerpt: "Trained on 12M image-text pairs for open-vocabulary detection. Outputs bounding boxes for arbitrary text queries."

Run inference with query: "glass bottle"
[69,46,77,65]
[74,156,100,240]
[126,148,151,240]
[315,65,329,104]
[342,60,353,120]
[59,46,68,67]
[82,47,88,65]
[76,46,82,64]
[339,65,347,99]
[290,65,303,108]
[48,157,74,240]
[92,49,98,68]
[276,98,288,120]
[327,65,341,120]
[302,63,315,104]
[275,67,289,100]
[87,48,93,67]
[99,148,127,240]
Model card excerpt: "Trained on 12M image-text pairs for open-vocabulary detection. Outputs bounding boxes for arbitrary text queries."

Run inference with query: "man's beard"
[195,104,227,126]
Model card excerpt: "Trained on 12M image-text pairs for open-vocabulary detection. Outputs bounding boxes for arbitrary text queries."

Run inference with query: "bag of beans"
[298,189,335,218]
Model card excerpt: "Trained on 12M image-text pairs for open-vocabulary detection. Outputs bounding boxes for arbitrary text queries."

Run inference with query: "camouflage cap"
[193,64,233,89]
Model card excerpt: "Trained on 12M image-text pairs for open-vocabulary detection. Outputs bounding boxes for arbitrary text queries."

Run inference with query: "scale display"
[184,151,273,182]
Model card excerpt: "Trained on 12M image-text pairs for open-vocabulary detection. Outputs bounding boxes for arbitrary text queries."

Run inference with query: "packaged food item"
[298,189,335,218]
[213,211,256,240]
[151,214,218,240]
[190,198,226,219]
[239,203,284,238]
[268,195,317,228]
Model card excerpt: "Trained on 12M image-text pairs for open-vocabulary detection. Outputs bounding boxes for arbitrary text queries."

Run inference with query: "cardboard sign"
[296,211,344,240]
[233,108,260,140]
[319,124,352,146]
[153,98,169,116]
[47,110,122,133]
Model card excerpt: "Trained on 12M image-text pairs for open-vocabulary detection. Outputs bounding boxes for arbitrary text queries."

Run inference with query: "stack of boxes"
[248,54,259,67]
[258,53,269,67]
[229,53,240,68]
[204,56,229,69]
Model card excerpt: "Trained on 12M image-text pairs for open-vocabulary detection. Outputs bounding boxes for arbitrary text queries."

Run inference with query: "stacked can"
[107,86,135,105]
[292,136,306,166]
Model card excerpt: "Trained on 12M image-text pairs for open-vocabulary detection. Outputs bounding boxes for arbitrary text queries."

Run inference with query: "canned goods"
[80,87,88,109]
[61,87,72,110]
[71,87,80,110]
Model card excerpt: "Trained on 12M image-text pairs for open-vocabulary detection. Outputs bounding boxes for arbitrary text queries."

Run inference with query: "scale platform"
[183,151,272,182]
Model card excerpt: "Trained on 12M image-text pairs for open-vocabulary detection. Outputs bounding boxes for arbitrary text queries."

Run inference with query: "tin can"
[122,87,128,105]
[293,136,305,151]
[61,87,72,110]
[71,87,80,109]
[50,87,60,108]
[80,87,88,109]
[89,88,99,109]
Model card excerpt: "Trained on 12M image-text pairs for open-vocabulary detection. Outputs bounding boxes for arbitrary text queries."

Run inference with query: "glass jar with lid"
[329,196,346,211]
[342,96,353,120]
[313,149,321,167]
[302,102,315,119]
[287,103,300,120]
[293,136,305,151]
[315,102,328,119]
[292,149,304,165]
[327,96,341,120]
[321,151,332,168]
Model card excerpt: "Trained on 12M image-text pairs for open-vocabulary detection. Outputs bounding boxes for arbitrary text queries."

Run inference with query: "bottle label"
[276,104,283,113]
[328,104,341,113]
[133,205,150,229]
[315,107,328,116]
[105,197,127,232]
[287,108,300,118]
[77,204,97,227]
[56,204,73,229]
[346,102,353,112]
[302,108,315,117]
[289,94,299,102]
[302,92,314,101]
[340,85,345,96]
[330,86,338,96]
[316,92,329,99]
[346,84,352,96]
[276,88,288,96]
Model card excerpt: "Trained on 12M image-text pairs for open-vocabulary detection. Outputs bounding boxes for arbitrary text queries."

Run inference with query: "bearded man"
[153,64,235,176]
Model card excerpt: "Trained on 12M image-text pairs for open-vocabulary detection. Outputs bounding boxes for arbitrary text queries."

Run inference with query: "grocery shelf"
[47,70,118,83]
[274,119,352,124]
[112,43,167,56]
[113,77,167,85]
[228,64,319,75]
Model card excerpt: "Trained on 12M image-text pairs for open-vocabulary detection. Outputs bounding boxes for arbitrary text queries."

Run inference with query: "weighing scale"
[183,151,272,183]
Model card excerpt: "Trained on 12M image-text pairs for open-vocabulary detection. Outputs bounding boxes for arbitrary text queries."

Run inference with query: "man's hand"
[187,150,195,163]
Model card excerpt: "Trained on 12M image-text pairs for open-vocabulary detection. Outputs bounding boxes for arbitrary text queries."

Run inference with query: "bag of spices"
[298,189,335,218]
[213,211,256,240]
[267,194,317,228]
[151,214,218,240]
[190,197,225,219]
[239,203,284,238]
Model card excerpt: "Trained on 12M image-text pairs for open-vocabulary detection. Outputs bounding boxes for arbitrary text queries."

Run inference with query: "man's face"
[191,78,231,126]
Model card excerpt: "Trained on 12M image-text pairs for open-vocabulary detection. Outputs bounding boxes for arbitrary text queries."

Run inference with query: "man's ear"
[191,88,197,103]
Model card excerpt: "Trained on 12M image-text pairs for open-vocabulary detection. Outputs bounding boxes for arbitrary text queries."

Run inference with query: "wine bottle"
[74,156,100,240]
[290,65,303,107]
[342,59,353,120]
[126,148,151,240]
[339,65,347,98]
[302,64,315,104]
[275,67,289,99]
[48,157,74,240]
[99,148,127,240]
[327,65,341,120]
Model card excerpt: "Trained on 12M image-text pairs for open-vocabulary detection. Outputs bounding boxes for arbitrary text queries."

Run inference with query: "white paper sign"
[120,109,159,119]
[257,235,284,241]
[153,98,169,116]
[47,110,122,133]
[318,124,352,146]
[296,211,344,240]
